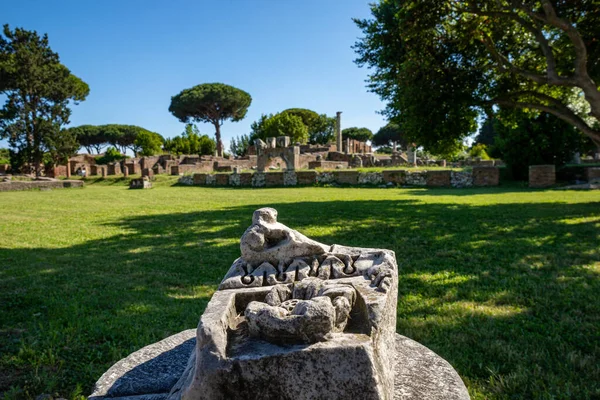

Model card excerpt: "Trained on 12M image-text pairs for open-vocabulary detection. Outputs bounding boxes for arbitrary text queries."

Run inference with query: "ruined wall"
[171,162,213,175]
[472,167,500,186]
[183,168,501,189]
[308,161,348,169]
[0,180,84,192]
[426,171,451,187]
[585,167,600,182]
[529,165,555,188]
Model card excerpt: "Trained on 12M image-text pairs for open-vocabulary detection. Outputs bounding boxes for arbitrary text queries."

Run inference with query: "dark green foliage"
[372,123,407,150]
[163,124,216,156]
[44,128,79,166]
[282,108,335,145]
[95,147,125,165]
[494,110,589,180]
[0,148,9,164]
[0,25,89,175]
[66,125,106,154]
[262,112,308,143]
[250,109,335,145]
[342,127,373,142]
[229,134,252,157]
[67,124,162,155]
[468,144,491,160]
[134,131,164,157]
[248,112,309,144]
[353,1,600,151]
[169,83,252,157]
[475,119,497,147]
[374,146,393,154]
[249,114,271,142]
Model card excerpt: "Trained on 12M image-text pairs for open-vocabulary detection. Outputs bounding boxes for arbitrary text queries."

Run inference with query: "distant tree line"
[65,124,164,156]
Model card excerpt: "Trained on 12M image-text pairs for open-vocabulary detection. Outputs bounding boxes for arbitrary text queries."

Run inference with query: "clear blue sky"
[2,0,387,150]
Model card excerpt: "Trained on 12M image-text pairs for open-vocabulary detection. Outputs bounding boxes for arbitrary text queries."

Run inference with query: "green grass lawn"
[1,180,599,399]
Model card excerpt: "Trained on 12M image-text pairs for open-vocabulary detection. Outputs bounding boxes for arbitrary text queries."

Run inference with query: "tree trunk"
[214,123,223,157]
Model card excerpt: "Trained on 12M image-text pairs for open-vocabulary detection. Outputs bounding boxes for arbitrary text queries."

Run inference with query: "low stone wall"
[171,163,213,175]
[472,167,499,186]
[0,180,84,192]
[529,165,555,188]
[308,161,348,169]
[426,171,451,187]
[585,167,600,182]
[182,168,502,189]
[450,171,473,188]
[333,171,358,185]
[383,170,406,185]
[296,171,318,185]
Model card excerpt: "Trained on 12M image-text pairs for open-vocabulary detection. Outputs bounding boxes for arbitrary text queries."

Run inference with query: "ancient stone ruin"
[90,208,470,400]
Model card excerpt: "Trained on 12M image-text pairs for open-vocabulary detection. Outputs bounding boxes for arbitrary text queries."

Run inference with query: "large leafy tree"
[0,25,89,175]
[163,124,216,156]
[134,130,164,156]
[282,108,335,144]
[43,127,79,167]
[342,127,374,142]
[100,124,160,155]
[66,125,105,154]
[372,123,407,151]
[494,109,590,179]
[169,83,252,157]
[354,0,600,151]
[261,112,309,143]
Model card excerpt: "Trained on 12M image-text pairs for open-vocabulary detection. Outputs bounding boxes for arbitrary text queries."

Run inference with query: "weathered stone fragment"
[168,208,399,400]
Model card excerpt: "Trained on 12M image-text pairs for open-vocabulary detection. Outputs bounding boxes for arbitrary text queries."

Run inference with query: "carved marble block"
[168,208,399,400]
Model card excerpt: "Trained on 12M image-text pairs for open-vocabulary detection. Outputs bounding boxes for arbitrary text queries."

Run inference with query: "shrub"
[468,144,491,160]
[95,147,126,165]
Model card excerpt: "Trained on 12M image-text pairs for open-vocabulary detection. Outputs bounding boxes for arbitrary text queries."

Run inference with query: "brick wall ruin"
[529,165,556,188]
[181,168,501,189]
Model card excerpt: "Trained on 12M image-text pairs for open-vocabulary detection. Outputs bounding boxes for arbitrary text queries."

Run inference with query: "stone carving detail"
[167,208,400,400]
[245,278,355,343]
[220,207,394,292]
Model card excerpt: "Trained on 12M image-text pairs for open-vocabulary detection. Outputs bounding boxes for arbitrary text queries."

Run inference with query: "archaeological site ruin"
[90,208,470,400]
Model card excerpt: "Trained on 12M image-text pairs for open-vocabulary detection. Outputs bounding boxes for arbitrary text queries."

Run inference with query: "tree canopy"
[66,125,106,154]
[372,123,407,150]
[134,130,164,157]
[0,25,89,174]
[494,110,589,179]
[169,83,252,157]
[65,124,163,156]
[261,112,309,143]
[282,108,335,144]
[354,1,600,151]
[163,124,216,156]
[249,109,334,145]
[342,127,373,142]
[229,134,252,157]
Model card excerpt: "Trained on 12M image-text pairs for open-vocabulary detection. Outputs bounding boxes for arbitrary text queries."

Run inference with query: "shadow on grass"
[1,199,599,399]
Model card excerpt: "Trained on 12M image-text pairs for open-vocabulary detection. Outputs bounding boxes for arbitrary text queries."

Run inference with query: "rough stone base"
[90,332,469,400]
[0,180,84,192]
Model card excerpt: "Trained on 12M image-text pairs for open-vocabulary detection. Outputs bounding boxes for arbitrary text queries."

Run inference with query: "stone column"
[336,111,342,152]
[407,146,417,166]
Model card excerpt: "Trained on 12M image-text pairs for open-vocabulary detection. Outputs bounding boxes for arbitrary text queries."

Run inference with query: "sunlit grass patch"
[0,183,599,399]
